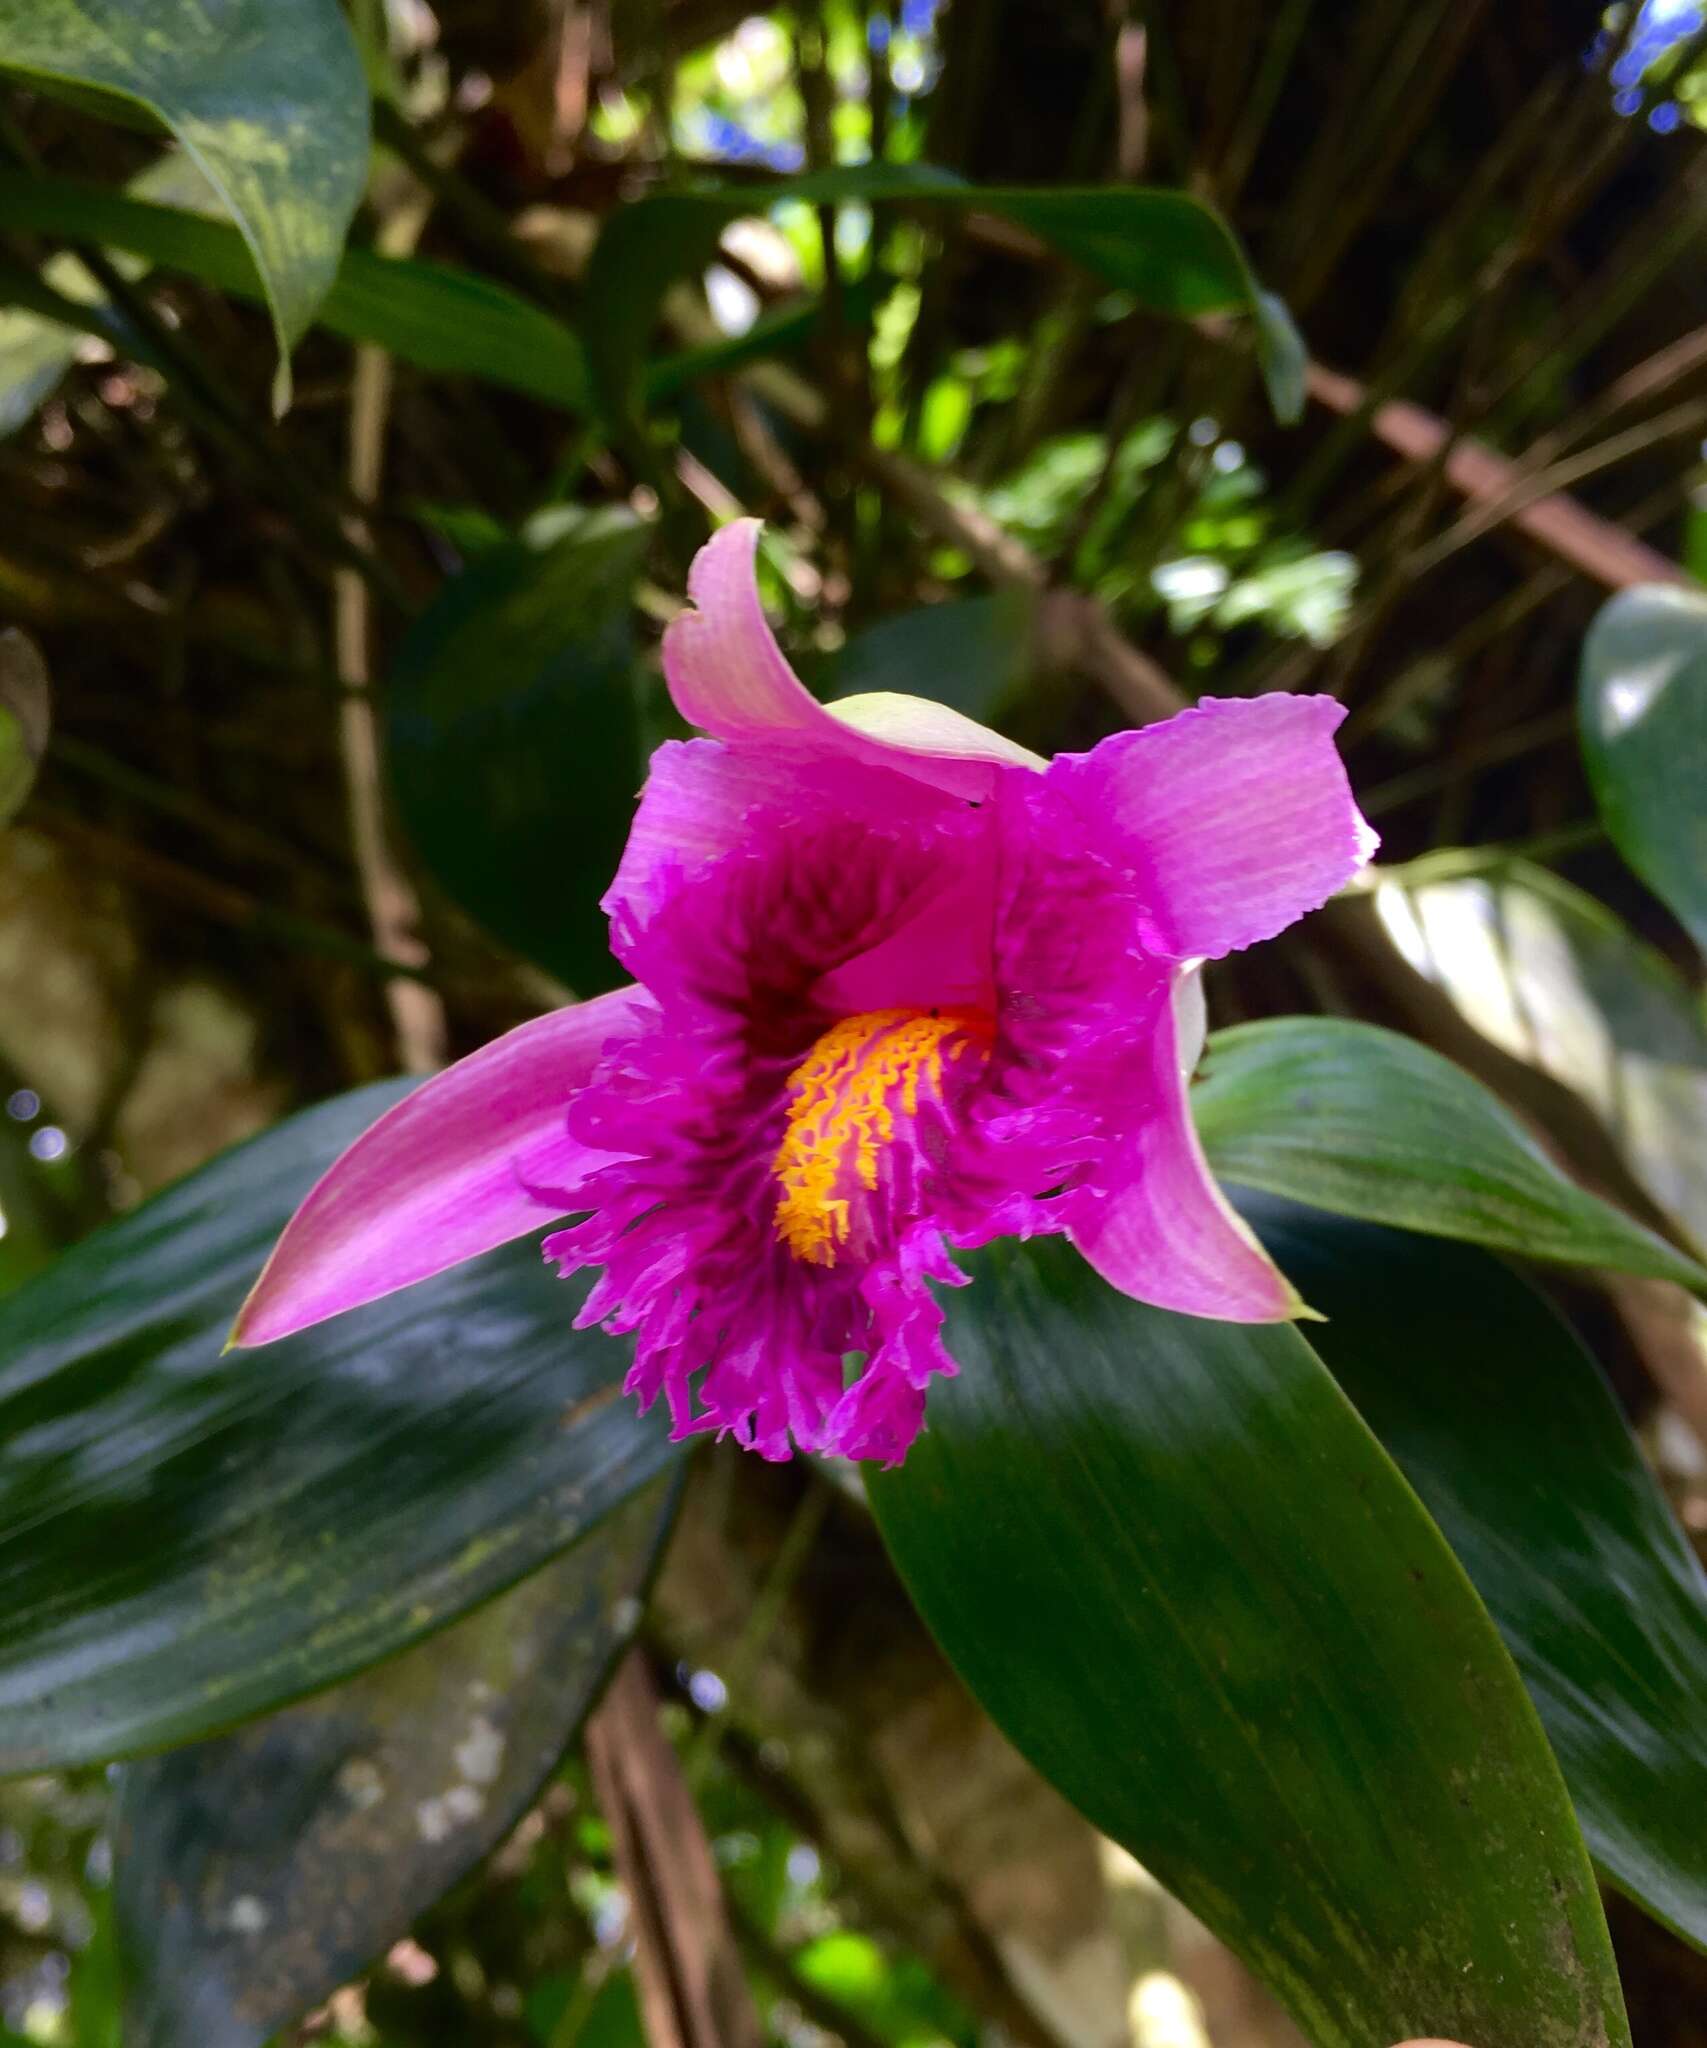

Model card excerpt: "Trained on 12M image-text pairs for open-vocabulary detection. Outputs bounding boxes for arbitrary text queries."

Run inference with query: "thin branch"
[335,190,448,1075]
[1302,358,1690,591]
[584,1652,765,2048]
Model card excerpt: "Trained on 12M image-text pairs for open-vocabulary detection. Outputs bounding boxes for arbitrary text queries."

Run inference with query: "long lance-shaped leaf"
[0,170,590,413]
[1248,1193,1707,1960]
[584,164,1305,430]
[1193,1015,1707,1293]
[869,1235,1629,2048]
[0,1082,678,1772]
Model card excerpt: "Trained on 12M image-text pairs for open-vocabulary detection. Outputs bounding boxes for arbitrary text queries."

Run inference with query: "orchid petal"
[232,987,654,1347]
[810,857,1000,1016]
[1068,971,1305,1323]
[662,520,1041,799]
[828,689,1045,773]
[605,735,963,944]
[1049,694,1378,961]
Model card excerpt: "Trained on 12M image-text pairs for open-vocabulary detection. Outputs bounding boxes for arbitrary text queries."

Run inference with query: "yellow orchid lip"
[772,1007,994,1266]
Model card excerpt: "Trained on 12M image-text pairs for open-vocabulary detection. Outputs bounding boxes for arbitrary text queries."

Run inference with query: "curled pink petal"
[231,986,655,1346]
[1048,693,1378,961]
[1066,971,1304,1323]
[662,519,1042,800]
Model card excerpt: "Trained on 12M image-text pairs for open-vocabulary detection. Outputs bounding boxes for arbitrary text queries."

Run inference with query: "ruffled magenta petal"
[1047,694,1378,961]
[232,987,655,1346]
[662,519,1040,801]
[1067,972,1302,1322]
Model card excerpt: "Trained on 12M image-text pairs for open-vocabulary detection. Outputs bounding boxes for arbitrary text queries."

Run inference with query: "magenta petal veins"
[235,521,1377,1465]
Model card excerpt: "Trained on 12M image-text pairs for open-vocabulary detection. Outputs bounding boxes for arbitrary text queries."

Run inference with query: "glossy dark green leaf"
[585,166,1303,432]
[1193,1015,1707,1293]
[1580,583,1707,953]
[0,1082,678,1772]
[113,1481,675,2048]
[1246,1193,1707,1958]
[815,590,1035,728]
[0,0,368,410]
[869,1235,1628,2048]
[387,510,648,993]
[0,171,590,414]
[1374,858,1707,1253]
[0,628,49,826]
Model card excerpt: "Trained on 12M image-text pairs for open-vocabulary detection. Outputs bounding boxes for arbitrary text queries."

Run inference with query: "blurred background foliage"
[4,0,1707,2043]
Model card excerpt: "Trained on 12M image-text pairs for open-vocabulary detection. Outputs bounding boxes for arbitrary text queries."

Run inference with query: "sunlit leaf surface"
[1375,860,1707,1254]
[1580,583,1707,953]
[0,0,368,408]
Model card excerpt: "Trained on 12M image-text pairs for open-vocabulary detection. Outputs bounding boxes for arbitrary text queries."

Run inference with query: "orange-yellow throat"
[773,1008,993,1266]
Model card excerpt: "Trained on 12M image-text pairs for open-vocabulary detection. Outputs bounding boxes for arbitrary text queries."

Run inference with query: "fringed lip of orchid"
[232,516,1377,1465]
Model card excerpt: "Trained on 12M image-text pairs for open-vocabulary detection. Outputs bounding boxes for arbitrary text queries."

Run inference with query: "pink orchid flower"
[233,520,1376,1464]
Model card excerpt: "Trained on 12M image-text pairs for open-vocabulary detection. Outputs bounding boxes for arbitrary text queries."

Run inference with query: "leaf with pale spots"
[113,1482,676,2048]
[0,0,369,410]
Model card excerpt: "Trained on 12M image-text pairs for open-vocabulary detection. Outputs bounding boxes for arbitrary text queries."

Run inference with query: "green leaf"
[0,154,211,437]
[1248,1194,1707,1959]
[585,166,1303,432]
[0,264,85,435]
[0,1081,678,1773]
[0,0,369,412]
[814,589,1035,729]
[1193,1015,1707,1293]
[387,509,648,994]
[1580,583,1707,953]
[113,1482,675,2048]
[0,170,590,413]
[869,1236,1628,2048]
[0,627,49,826]
[1374,858,1707,1254]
